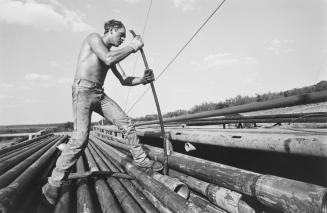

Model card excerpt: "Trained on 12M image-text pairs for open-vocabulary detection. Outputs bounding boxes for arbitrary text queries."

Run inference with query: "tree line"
[134,80,327,122]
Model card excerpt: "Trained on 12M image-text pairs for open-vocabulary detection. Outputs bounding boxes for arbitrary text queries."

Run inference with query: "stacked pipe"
[183,112,327,126]
[0,134,68,213]
[89,135,209,213]
[134,91,327,126]
[93,132,327,213]
[95,126,327,158]
[0,133,53,156]
[89,134,244,212]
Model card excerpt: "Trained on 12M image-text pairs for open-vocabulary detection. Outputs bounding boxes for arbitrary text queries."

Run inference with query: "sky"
[0,0,326,125]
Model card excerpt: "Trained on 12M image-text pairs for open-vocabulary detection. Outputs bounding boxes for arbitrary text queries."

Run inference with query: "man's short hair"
[104,19,124,34]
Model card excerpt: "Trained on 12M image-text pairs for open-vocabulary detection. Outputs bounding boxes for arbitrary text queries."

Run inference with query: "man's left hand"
[142,69,155,85]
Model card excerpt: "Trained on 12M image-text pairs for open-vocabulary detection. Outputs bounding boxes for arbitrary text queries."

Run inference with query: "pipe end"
[175,184,190,199]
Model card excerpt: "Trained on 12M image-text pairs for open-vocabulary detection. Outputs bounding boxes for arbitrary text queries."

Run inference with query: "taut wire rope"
[123,0,153,111]
[126,0,227,114]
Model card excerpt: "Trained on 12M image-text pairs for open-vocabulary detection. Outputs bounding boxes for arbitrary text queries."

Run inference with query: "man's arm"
[111,64,154,86]
[87,33,142,66]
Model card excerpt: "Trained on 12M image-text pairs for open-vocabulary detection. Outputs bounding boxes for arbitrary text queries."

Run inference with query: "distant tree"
[134,81,327,121]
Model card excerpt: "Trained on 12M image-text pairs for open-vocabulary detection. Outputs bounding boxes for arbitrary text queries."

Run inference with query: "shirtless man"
[42,19,163,205]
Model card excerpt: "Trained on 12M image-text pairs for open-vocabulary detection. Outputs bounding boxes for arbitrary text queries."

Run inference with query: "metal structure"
[0,92,325,213]
[94,132,327,213]
[0,129,48,140]
[135,91,327,126]
[94,126,327,158]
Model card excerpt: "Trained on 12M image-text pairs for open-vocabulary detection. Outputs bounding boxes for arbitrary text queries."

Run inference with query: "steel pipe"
[98,136,327,213]
[135,91,327,126]
[147,170,190,199]
[169,169,254,213]
[0,135,67,213]
[131,180,173,213]
[0,133,53,156]
[90,141,160,213]
[190,112,327,121]
[76,155,96,213]
[90,135,208,213]
[0,135,55,161]
[144,144,327,213]
[0,135,57,175]
[87,142,144,213]
[0,135,63,188]
[68,171,133,180]
[96,145,167,213]
[84,147,122,213]
[134,129,327,158]
[189,192,226,213]
[184,117,327,126]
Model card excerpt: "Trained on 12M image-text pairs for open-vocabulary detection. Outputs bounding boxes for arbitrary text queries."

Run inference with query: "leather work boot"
[134,159,164,172]
[41,183,59,206]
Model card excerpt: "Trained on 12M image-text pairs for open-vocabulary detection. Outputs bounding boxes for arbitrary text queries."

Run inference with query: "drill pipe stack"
[0,120,325,213]
[134,91,327,126]
[94,132,327,213]
[95,126,327,158]
[0,134,68,213]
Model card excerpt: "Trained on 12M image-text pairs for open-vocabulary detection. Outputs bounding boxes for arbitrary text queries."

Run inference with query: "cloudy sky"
[0,0,326,125]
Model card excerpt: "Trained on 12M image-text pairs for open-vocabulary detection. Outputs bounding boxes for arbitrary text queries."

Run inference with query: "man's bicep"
[88,34,109,63]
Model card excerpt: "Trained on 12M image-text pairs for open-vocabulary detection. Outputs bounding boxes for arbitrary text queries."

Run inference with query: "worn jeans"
[48,79,149,187]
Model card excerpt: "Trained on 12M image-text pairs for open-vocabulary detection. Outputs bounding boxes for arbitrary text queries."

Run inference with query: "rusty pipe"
[144,144,327,213]
[169,169,255,213]
[133,128,327,158]
[0,135,57,175]
[135,91,327,126]
[0,134,54,160]
[90,141,160,213]
[75,155,96,213]
[16,149,61,213]
[190,112,327,121]
[147,170,190,199]
[132,180,174,213]
[0,135,63,188]
[88,142,144,213]
[98,135,327,213]
[95,139,189,201]
[0,135,67,213]
[0,135,55,162]
[0,133,53,156]
[90,135,208,213]
[184,116,327,126]
[84,146,122,213]
[67,170,133,180]
[93,142,166,213]
[189,192,226,213]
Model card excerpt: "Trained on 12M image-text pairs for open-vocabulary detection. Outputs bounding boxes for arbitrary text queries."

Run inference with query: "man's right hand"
[128,35,144,52]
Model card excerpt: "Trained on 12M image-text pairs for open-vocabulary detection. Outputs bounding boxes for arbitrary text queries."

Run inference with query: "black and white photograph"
[0,0,326,212]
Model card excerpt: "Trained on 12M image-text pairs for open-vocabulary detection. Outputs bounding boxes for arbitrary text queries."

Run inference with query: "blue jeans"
[48,79,149,187]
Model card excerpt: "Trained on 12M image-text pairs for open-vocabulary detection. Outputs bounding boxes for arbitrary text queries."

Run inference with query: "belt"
[73,79,103,89]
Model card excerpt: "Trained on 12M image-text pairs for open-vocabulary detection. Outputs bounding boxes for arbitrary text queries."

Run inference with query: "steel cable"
[123,0,153,111]
[127,0,227,114]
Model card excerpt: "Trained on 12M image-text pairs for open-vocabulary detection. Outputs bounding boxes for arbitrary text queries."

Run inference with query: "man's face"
[111,27,126,47]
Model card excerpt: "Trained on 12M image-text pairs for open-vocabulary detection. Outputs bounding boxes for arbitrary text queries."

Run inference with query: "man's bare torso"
[74,35,109,85]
